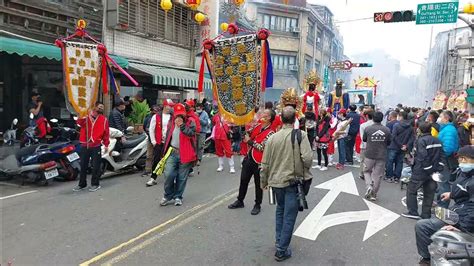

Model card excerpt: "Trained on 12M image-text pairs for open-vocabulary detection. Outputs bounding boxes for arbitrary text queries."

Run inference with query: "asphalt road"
[1,155,422,265]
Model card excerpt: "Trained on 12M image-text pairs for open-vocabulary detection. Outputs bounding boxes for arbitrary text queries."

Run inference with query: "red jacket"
[212,114,230,140]
[163,117,197,164]
[271,115,283,132]
[150,113,163,146]
[247,123,274,164]
[78,115,110,148]
[187,111,201,134]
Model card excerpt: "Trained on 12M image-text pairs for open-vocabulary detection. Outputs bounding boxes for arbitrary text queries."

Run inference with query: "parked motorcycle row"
[0,117,148,186]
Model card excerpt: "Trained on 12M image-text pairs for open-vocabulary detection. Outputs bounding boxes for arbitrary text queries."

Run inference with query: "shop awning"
[0,36,129,68]
[129,62,212,90]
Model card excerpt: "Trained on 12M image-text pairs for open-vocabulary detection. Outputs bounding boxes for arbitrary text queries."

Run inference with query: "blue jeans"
[386,149,404,179]
[274,185,299,255]
[163,152,192,200]
[337,138,346,165]
[415,218,446,259]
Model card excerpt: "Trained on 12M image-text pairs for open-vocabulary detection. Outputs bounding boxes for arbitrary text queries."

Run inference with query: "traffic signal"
[374,10,415,23]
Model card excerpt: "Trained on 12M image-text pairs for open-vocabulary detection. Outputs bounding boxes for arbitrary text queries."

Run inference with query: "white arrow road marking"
[294,173,400,241]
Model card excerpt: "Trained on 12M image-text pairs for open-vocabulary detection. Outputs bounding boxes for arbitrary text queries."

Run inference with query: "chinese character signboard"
[63,41,102,117]
[416,2,459,25]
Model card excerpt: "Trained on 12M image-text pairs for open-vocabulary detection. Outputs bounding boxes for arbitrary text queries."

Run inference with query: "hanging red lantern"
[185,0,201,10]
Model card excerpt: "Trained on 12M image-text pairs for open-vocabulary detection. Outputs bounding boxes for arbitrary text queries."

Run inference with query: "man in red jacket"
[212,111,235,173]
[73,102,110,192]
[228,108,275,215]
[160,103,197,207]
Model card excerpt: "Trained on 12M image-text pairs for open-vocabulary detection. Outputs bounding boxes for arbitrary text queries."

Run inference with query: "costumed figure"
[327,79,350,117]
[302,70,321,117]
[278,87,303,129]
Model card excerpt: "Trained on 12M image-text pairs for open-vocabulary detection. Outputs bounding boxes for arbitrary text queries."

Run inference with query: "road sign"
[416,2,459,25]
[293,173,400,242]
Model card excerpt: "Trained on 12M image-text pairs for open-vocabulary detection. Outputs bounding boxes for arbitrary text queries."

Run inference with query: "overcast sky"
[309,0,470,76]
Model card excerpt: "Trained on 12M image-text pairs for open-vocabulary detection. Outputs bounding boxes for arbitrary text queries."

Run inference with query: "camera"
[290,178,308,212]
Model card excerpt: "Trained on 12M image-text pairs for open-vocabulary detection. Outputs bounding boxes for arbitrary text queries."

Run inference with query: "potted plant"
[128,99,150,133]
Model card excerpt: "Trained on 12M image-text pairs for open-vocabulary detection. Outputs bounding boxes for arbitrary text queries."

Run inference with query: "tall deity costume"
[302,71,321,117]
[327,79,350,117]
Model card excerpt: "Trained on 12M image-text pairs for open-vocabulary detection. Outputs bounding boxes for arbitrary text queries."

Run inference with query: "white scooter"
[100,127,148,176]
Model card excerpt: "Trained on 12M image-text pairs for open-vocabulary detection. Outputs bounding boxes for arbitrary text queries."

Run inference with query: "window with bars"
[307,20,315,45]
[271,54,297,70]
[118,0,196,48]
[257,13,298,32]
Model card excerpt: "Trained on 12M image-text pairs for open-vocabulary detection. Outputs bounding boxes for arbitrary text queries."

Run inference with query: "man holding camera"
[260,106,313,262]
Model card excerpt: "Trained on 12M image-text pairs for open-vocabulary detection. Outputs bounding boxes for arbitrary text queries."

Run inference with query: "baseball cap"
[163,99,175,107]
[174,103,186,117]
[185,99,195,108]
[457,145,474,158]
[338,109,347,115]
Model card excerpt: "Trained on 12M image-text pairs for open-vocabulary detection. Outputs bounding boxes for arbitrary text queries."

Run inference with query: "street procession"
[1,0,474,265]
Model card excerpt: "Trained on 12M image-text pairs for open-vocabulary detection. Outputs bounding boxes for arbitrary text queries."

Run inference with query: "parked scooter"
[2,118,18,146]
[100,127,148,176]
[429,208,474,265]
[0,144,59,185]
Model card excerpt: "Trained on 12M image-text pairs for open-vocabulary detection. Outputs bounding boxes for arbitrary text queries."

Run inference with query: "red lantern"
[185,0,201,10]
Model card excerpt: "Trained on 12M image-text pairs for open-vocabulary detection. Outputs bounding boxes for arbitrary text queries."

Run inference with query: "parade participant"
[333,109,352,170]
[146,99,174,187]
[327,107,338,166]
[345,104,360,165]
[436,110,460,208]
[302,83,320,116]
[362,112,391,201]
[160,103,197,206]
[386,111,415,183]
[109,100,127,133]
[73,102,110,192]
[212,111,235,173]
[142,105,159,177]
[228,109,275,215]
[196,103,210,164]
[260,106,313,262]
[27,91,44,127]
[304,105,317,149]
[313,108,331,171]
[402,122,443,220]
[359,110,374,180]
[266,102,283,132]
[414,145,474,266]
[327,79,350,117]
[185,99,200,176]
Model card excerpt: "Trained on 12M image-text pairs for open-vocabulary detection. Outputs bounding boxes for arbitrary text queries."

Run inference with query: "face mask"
[437,117,446,124]
[197,109,202,113]
[459,163,474,173]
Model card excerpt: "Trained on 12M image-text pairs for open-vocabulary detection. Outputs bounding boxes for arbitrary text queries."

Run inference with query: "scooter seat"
[122,134,146,149]
[15,144,40,161]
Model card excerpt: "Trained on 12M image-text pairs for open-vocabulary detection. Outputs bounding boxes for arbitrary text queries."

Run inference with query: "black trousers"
[238,156,263,205]
[407,178,437,219]
[345,135,356,164]
[79,146,102,187]
[316,147,328,167]
[151,144,164,179]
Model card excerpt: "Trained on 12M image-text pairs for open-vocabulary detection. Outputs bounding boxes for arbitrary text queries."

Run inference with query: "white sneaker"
[312,165,321,169]
[328,162,334,167]
[174,198,183,206]
[160,198,172,206]
[230,167,236,174]
[320,167,328,171]
[217,166,224,172]
[146,178,157,187]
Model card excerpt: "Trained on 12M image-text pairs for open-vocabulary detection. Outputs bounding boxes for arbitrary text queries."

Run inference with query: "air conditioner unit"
[289,65,299,71]
[292,27,301,33]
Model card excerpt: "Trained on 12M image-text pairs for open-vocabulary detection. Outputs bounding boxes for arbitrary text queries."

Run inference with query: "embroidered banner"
[211,34,261,125]
[62,41,101,117]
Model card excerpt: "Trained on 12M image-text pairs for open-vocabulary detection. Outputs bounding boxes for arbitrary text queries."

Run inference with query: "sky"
[309,0,471,76]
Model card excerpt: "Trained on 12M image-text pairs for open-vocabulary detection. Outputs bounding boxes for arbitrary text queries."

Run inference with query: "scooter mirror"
[50,118,58,123]
[13,118,18,125]
[29,113,34,120]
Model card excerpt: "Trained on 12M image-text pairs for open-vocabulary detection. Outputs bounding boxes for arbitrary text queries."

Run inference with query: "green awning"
[129,62,212,90]
[0,36,129,68]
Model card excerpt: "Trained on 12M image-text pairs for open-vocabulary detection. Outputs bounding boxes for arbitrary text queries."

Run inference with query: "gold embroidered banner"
[63,41,101,117]
[211,34,260,125]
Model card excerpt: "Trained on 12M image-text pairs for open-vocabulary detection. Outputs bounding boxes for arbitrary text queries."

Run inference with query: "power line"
[334,17,373,24]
